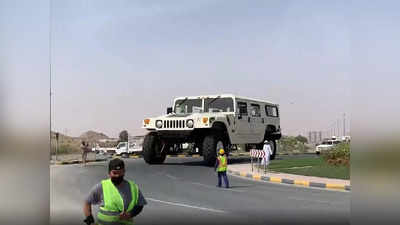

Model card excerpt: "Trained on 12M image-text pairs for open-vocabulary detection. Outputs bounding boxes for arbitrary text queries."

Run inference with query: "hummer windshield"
[174,99,202,114]
[174,97,235,114]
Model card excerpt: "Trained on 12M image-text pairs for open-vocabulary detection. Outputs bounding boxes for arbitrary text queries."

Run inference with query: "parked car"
[115,142,142,158]
[315,138,341,154]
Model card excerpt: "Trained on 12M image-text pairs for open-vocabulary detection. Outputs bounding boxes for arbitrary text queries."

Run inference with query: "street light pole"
[337,119,340,137]
[343,113,346,136]
[49,0,52,161]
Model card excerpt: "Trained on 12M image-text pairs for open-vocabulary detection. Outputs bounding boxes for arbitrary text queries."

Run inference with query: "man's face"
[109,169,125,178]
[109,169,125,185]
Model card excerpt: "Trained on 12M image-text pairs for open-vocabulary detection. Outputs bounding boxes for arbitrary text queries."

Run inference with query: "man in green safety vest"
[215,149,230,188]
[83,158,147,225]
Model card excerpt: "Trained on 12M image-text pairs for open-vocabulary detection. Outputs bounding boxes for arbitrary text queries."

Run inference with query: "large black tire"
[202,134,226,166]
[143,133,166,164]
[153,151,167,164]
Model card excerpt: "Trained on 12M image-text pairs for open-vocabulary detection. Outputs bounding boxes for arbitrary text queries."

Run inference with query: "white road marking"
[147,198,227,214]
[287,196,334,205]
[163,174,244,193]
[165,174,178,180]
[190,182,245,193]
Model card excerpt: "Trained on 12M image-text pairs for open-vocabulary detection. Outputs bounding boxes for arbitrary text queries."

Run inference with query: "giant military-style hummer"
[142,94,281,165]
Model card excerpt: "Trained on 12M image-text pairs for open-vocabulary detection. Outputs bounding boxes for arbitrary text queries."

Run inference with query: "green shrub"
[51,143,81,155]
[278,136,297,153]
[322,142,350,166]
[278,136,310,154]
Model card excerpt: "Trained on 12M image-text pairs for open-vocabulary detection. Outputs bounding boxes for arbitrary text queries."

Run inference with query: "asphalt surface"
[51,157,349,225]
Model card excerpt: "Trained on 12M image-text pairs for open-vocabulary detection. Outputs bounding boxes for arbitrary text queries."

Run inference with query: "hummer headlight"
[186,119,194,128]
[156,120,163,128]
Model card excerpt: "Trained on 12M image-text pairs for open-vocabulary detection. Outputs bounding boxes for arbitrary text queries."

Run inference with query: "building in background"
[308,131,323,144]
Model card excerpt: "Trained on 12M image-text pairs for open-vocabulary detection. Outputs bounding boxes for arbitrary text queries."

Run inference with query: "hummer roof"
[174,94,278,106]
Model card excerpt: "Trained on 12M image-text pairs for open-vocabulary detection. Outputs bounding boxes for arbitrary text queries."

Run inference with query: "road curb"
[53,152,311,164]
[227,169,351,192]
[53,153,248,166]
[53,158,107,165]
[124,154,203,159]
[127,154,247,159]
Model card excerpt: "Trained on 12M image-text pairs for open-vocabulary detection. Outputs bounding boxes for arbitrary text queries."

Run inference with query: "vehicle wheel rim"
[216,141,224,154]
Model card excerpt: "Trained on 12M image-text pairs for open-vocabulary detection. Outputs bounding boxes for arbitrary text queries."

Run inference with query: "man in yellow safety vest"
[83,158,147,225]
[215,149,230,188]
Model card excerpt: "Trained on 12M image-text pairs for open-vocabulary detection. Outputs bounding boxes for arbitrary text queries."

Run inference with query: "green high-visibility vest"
[97,179,139,225]
[217,155,227,172]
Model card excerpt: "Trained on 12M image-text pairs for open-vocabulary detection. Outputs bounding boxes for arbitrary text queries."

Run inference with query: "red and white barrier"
[250,149,270,174]
[250,149,266,158]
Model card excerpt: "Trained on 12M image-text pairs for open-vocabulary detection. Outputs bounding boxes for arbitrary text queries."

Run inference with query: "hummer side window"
[204,97,234,113]
[250,104,261,117]
[237,102,248,116]
[265,105,279,117]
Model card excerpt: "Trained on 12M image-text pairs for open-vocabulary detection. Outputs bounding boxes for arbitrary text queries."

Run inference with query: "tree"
[279,136,298,152]
[295,135,308,144]
[119,130,129,142]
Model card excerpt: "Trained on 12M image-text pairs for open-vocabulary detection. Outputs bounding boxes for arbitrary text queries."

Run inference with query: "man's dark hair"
[108,158,125,172]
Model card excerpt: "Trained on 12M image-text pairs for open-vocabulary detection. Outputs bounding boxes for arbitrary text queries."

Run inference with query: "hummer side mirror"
[167,107,173,114]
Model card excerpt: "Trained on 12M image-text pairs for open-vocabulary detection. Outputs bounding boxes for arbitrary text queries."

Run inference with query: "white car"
[315,139,341,154]
[115,142,142,157]
[92,144,116,155]
[141,94,281,165]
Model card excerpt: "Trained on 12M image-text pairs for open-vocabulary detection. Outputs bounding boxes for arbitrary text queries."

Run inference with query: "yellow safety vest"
[217,155,227,172]
[97,179,138,225]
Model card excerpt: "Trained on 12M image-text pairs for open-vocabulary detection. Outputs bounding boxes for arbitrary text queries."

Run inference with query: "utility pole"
[337,119,340,137]
[332,123,335,137]
[343,113,346,136]
[55,132,59,161]
[49,1,52,161]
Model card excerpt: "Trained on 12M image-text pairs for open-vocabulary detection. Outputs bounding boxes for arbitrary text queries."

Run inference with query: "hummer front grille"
[163,120,186,129]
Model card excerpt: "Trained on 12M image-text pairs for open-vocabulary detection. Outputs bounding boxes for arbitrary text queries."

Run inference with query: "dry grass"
[50,130,116,155]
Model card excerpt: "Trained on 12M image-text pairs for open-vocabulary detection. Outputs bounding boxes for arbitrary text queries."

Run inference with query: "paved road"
[51,157,349,225]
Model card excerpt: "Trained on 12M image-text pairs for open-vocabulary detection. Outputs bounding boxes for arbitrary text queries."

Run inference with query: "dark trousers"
[217,171,230,188]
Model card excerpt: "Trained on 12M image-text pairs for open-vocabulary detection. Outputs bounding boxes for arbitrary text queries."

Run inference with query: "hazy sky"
[48,0,355,138]
[12,0,399,138]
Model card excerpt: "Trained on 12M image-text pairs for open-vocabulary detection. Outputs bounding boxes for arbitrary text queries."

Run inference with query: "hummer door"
[249,103,264,143]
[235,101,251,141]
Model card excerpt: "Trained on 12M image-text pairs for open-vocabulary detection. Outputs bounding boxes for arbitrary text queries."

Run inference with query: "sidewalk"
[228,163,351,191]
[50,153,109,165]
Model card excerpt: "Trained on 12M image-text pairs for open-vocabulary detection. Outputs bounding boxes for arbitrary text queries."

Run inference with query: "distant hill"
[79,130,110,143]
[51,130,116,154]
